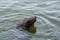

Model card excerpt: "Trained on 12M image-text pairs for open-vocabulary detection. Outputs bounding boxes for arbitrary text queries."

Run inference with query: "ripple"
[0,0,60,40]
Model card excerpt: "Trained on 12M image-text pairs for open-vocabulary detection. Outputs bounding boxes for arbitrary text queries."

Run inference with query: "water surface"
[0,0,60,40]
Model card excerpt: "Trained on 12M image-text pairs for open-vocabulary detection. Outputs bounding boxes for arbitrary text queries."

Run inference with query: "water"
[0,0,60,40]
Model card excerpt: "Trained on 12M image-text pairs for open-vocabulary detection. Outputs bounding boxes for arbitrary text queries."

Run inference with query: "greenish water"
[0,0,60,40]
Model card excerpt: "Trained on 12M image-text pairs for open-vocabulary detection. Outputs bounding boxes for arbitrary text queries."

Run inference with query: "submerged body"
[0,16,36,40]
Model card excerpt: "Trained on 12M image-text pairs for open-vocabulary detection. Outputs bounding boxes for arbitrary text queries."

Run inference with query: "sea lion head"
[17,16,37,33]
[23,16,36,28]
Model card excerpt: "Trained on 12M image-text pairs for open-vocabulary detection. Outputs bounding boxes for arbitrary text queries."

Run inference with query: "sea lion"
[16,16,36,33]
[0,16,37,40]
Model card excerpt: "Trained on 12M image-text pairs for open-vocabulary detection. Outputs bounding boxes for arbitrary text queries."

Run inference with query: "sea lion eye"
[27,20,31,23]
